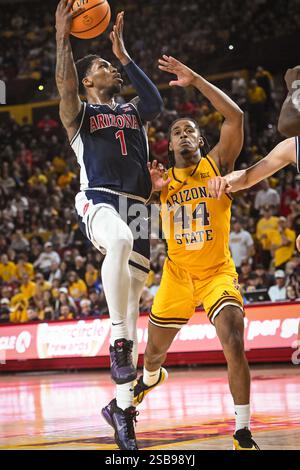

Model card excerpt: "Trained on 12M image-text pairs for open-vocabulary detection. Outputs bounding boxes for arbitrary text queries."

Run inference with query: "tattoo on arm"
[56,35,81,127]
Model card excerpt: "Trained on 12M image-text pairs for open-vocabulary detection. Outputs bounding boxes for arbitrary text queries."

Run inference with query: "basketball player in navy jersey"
[55,0,163,450]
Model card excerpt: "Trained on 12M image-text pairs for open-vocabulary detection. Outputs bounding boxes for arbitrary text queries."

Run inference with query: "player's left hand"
[147,160,171,192]
[110,11,130,65]
[158,55,197,87]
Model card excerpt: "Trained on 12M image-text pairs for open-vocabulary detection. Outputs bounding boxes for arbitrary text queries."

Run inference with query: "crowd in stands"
[1,1,300,324]
[0,0,300,101]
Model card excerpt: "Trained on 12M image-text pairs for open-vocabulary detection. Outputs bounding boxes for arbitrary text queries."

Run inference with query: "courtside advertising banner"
[0,303,299,362]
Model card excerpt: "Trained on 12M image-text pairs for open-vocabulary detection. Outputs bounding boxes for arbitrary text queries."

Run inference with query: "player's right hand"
[147,160,171,192]
[55,0,78,37]
[208,176,232,199]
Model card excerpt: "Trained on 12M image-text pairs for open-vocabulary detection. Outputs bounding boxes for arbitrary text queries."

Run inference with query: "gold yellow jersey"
[160,155,236,279]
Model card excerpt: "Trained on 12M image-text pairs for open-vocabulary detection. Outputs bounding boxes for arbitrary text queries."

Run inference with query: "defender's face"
[169,120,203,159]
[85,58,123,94]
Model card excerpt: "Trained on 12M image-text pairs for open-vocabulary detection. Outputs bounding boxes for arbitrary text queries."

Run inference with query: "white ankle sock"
[234,404,250,432]
[110,321,129,346]
[143,367,160,387]
[116,382,134,410]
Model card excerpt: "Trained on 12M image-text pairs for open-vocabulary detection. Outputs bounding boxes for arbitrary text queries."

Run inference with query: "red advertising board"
[0,303,299,370]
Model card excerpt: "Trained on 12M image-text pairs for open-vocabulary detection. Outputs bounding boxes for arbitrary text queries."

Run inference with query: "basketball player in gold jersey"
[134,56,260,450]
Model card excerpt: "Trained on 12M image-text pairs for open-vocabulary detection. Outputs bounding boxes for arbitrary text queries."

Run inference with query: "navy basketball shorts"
[75,189,150,282]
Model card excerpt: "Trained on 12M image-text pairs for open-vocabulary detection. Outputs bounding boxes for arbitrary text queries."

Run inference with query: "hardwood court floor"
[0,364,299,450]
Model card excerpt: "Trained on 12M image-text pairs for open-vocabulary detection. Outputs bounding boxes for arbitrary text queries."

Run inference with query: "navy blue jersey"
[296,136,300,172]
[71,101,152,200]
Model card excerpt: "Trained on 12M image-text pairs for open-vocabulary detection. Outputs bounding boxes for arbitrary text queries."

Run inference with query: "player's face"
[86,59,123,94]
[169,120,203,161]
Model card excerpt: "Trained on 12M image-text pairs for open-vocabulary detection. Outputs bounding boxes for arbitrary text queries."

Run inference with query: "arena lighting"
[229,44,234,50]
[38,85,44,91]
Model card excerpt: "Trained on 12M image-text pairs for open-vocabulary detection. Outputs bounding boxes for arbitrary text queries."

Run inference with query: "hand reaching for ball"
[158,55,198,88]
[110,11,131,65]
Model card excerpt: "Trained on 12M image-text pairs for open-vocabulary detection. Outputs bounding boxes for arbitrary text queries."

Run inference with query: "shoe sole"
[133,367,168,406]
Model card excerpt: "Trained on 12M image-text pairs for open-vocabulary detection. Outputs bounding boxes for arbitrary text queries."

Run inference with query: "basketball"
[71,0,111,40]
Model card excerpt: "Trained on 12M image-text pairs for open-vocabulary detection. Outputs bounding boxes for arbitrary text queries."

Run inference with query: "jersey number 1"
[115,130,128,156]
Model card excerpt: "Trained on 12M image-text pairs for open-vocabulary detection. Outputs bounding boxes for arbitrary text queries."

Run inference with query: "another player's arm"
[55,0,82,141]
[192,75,243,173]
[158,55,243,172]
[278,66,300,137]
[110,12,163,122]
[146,160,171,204]
[208,138,296,198]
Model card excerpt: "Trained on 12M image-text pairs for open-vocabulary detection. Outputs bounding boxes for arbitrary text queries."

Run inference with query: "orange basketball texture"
[70,0,111,39]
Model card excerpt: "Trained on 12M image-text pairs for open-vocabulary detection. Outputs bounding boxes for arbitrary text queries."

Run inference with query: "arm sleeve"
[123,60,163,121]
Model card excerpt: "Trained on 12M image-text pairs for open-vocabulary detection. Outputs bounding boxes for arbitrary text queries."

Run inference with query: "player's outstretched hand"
[147,160,171,192]
[208,176,232,199]
[158,55,197,88]
[55,0,80,37]
[284,66,300,92]
[110,11,130,65]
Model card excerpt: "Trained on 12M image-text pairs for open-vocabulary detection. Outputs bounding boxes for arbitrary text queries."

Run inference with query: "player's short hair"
[75,54,100,94]
[167,117,210,168]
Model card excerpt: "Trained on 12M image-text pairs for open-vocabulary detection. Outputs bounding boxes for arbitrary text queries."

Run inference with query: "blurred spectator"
[0,254,16,283]
[48,261,62,283]
[149,273,162,296]
[74,255,86,279]
[15,254,34,280]
[78,298,96,318]
[139,286,154,313]
[85,263,99,288]
[54,287,77,318]
[280,182,299,217]
[0,298,11,324]
[256,207,279,269]
[286,285,300,301]
[254,180,280,213]
[248,79,267,140]
[268,270,287,302]
[268,216,296,269]
[58,304,74,321]
[33,241,61,276]
[68,271,87,300]
[37,114,59,134]
[151,132,169,166]
[255,66,274,110]
[238,261,252,286]
[231,72,247,102]
[10,229,30,253]
[20,272,36,300]
[254,264,274,289]
[89,289,107,316]
[229,220,254,270]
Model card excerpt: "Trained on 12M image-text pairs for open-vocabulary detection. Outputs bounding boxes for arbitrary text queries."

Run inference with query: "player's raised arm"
[158,55,243,171]
[55,0,82,140]
[208,138,295,198]
[278,66,300,137]
[110,11,163,121]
